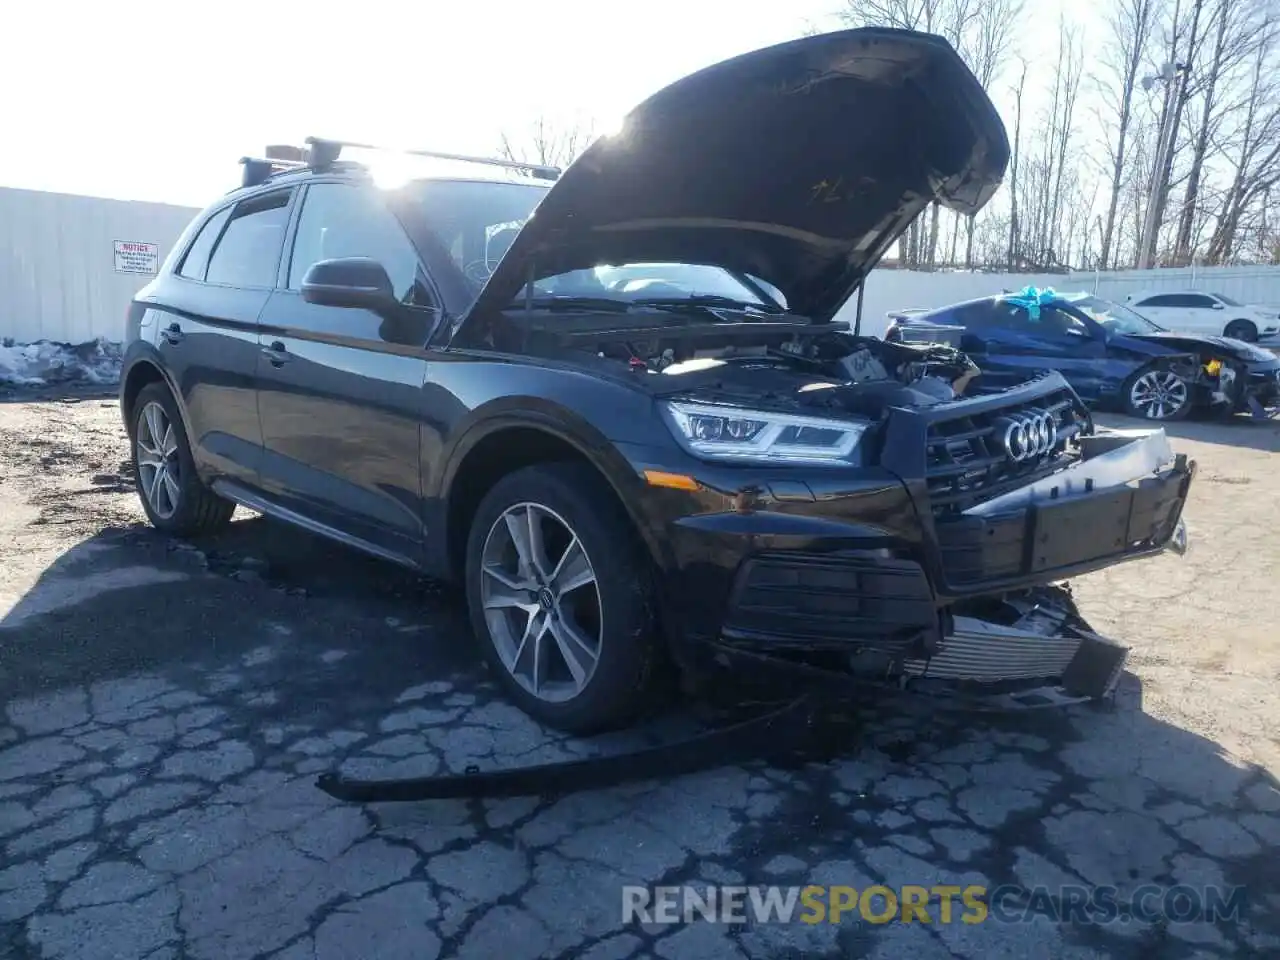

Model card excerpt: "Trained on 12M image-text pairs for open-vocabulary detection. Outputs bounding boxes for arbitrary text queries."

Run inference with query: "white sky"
[3,0,1095,208]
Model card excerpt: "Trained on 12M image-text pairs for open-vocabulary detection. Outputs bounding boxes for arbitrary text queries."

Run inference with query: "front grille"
[924,387,1085,516]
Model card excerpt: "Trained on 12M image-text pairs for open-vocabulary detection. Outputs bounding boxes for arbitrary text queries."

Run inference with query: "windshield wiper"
[631,295,786,316]
[514,295,632,313]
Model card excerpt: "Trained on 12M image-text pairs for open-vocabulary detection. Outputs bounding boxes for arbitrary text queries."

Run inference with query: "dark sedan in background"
[886,291,1280,421]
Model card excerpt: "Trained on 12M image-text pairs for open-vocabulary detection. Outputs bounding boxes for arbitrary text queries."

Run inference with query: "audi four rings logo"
[997,412,1058,462]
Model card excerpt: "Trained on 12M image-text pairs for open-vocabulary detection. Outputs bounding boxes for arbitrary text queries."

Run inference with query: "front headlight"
[662,400,870,464]
[1243,344,1275,362]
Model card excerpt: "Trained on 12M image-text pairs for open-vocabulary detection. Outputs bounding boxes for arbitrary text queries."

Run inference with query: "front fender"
[434,399,672,575]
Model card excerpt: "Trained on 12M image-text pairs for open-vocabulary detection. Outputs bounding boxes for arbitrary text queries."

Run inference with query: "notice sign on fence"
[113,240,159,275]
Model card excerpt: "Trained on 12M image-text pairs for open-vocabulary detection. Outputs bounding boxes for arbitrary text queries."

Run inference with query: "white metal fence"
[0,187,199,344]
[4,185,1280,344]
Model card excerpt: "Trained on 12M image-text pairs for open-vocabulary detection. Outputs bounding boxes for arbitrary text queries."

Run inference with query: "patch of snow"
[0,338,123,389]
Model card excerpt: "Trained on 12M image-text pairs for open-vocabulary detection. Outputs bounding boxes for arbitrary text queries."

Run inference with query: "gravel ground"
[0,395,1277,960]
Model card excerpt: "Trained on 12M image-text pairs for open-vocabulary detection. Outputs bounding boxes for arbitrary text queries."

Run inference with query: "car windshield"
[401,177,548,290]
[397,179,787,316]
[1214,292,1243,306]
[525,262,784,310]
[1069,295,1165,334]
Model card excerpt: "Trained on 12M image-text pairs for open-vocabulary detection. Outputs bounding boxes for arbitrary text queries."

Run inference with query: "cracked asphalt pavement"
[1,395,1278,959]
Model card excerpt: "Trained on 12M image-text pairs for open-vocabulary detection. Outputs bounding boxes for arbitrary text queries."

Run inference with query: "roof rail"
[239,156,308,189]
[304,136,561,182]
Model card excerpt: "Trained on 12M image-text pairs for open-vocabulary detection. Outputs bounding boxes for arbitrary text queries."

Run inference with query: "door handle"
[161,322,184,344]
[261,341,291,365]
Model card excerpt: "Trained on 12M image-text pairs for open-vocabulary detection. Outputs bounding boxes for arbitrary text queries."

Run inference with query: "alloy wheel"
[135,401,182,519]
[478,502,603,703]
[1129,370,1189,420]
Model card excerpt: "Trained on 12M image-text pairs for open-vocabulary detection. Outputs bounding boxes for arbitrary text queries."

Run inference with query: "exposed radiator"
[902,616,1081,682]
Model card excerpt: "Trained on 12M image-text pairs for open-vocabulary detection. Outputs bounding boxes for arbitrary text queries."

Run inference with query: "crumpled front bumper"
[929,428,1195,597]
[696,427,1192,707]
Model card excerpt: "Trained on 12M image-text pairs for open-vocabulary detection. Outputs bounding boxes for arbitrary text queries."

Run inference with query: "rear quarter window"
[205,190,293,288]
[176,206,232,281]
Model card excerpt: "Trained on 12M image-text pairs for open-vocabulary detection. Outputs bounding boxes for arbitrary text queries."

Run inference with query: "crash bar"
[304,136,562,181]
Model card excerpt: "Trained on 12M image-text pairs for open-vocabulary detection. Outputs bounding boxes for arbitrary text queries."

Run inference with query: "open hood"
[464,27,1009,326]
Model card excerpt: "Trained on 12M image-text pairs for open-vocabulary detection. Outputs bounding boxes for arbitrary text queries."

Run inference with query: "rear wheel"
[1121,367,1191,421]
[1224,319,1258,342]
[464,462,660,734]
[130,383,235,535]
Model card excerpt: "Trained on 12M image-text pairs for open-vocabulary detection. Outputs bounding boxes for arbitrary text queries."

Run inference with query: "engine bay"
[577,322,983,417]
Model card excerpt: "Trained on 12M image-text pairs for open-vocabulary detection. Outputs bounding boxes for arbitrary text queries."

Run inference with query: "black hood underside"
[465,28,1010,328]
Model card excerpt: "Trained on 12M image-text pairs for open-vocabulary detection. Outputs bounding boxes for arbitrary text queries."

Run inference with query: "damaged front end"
[706,408,1193,713]
[1198,354,1280,419]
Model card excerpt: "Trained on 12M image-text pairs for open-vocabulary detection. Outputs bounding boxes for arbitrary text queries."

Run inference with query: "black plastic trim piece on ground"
[314,632,1124,804]
[315,694,816,802]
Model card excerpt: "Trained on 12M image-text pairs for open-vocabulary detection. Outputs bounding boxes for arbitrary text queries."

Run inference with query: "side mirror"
[301,258,395,311]
[1211,302,1224,310]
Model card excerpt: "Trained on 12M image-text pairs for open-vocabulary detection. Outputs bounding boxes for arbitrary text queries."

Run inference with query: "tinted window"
[1070,295,1163,334]
[205,190,292,288]
[1137,293,1214,308]
[177,207,232,281]
[288,183,429,305]
[976,301,1086,335]
[950,303,1001,328]
[403,179,546,290]
[1037,307,1090,336]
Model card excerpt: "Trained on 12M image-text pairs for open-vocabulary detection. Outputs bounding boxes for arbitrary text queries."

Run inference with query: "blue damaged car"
[886,290,1280,421]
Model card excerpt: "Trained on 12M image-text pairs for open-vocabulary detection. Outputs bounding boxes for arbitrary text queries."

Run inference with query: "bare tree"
[1007,59,1028,268]
[497,116,597,173]
[1171,0,1260,262]
[961,0,1025,266]
[1143,0,1208,259]
[1093,0,1160,270]
[1205,16,1280,263]
[1048,21,1085,260]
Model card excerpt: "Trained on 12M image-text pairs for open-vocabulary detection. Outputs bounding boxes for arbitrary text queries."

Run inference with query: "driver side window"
[288,183,430,306]
[1038,307,1090,337]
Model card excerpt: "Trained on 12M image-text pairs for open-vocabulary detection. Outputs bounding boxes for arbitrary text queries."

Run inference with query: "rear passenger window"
[177,207,232,281]
[205,190,292,288]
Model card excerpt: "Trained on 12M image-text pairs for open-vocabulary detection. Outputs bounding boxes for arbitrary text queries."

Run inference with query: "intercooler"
[901,615,1081,681]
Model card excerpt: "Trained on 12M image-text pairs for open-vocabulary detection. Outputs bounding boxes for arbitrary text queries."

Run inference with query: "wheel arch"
[119,347,194,442]
[1224,317,1258,341]
[436,408,662,582]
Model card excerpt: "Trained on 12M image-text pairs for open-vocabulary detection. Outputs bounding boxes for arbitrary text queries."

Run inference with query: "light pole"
[1137,62,1189,270]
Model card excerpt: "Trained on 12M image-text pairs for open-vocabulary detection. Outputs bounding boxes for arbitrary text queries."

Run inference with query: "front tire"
[1224,319,1258,342]
[1121,367,1192,421]
[130,383,235,535]
[464,462,660,734]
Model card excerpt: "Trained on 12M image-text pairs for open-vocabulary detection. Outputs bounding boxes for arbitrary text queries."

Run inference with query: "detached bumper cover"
[933,432,1194,592]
